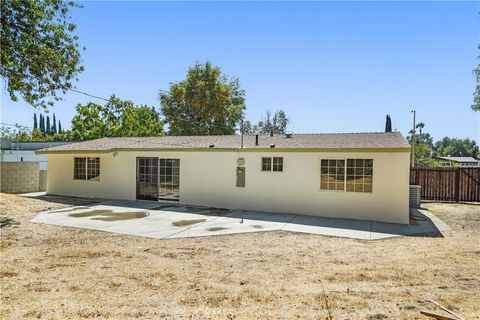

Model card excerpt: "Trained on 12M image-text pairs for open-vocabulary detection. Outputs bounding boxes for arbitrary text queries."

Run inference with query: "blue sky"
[1,1,479,142]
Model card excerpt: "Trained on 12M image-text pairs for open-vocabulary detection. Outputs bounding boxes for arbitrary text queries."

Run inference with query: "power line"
[69,89,109,102]
[1,122,33,128]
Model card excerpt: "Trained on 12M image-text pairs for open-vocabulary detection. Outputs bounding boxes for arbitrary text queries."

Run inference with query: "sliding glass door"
[136,157,159,201]
[136,157,180,201]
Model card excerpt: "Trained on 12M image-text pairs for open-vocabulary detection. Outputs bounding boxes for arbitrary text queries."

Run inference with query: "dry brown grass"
[1,193,479,319]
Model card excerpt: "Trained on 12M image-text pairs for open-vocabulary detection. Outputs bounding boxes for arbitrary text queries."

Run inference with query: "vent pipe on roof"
[255,135,259,146]
[240,119,244,149]
[270,129,274,137]
[285,133,293,138]
[270,144,275,148]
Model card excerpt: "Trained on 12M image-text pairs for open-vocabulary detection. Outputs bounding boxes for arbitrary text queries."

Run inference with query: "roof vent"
[209,144,215,148]
[270,144,275,148]
[285,133,293,138]
[255,134,259,146]
[270,129,274,137]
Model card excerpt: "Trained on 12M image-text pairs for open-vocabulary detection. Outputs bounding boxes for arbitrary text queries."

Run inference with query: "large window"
[262,157,283,172]
[346,159,373,193]
[320,159,345,191]
[74,157,100,181]
[320,159,373,193]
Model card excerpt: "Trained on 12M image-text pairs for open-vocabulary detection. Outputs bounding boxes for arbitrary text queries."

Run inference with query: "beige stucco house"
[37,132,411,224]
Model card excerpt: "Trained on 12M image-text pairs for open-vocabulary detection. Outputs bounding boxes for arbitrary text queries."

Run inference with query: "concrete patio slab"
[283,215,373,240]
[30,200,450,241]
[167,214,289,239]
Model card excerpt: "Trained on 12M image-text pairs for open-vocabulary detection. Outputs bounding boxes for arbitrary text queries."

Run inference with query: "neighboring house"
[37,132,411,224]
[1,140,75,170]
[434,156,480,168]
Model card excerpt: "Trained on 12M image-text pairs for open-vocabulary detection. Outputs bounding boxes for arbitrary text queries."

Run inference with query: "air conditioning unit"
[409,185,421,208]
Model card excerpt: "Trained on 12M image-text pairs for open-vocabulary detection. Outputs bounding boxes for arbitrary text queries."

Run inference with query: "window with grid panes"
[262,157,283,172]
[261,157,272,171]
[74,157,100,181]
[346,159,373,193]
[272,157,283,172]
[87,157,100,180]
[74,157,86,180]
[320,159,345,191]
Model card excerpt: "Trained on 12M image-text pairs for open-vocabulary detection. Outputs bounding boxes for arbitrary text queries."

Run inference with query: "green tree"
[33,113,38,130]
[39,114,45,133]
[0,0,84,108]
[256,110,290,135]
[414,143,442,167]
[52,113,57,134]
[406,122,441,167]
[46,115,51,135]
[433,137,479,158]
[0,124,31,142]
[31,129,44,141]
[159,62,245,135]
[58,120,62,133]
[416,122,425,135]
[241,120,257,135]
[70,95,164,140]
[385,115,392,132]
[242,110,290,135]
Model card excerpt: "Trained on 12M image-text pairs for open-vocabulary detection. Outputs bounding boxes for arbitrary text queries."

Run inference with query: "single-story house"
[37,132,411,224]
[433,156,479,168]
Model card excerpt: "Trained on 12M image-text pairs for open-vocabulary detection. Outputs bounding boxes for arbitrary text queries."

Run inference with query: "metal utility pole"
[411,110,416,167]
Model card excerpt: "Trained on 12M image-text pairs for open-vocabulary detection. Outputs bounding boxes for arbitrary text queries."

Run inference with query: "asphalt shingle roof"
[435,156,479,163]
[37,132,410,153]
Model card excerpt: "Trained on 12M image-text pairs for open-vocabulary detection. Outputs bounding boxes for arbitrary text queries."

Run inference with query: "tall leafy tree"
[33,113,38,130]
[242,110,290,135]
[58,120,62,133]
[434,137,479,158]
[416,122,425,135]
[1,0,84,108]
[52,113,57,134]
[46,115,51,135]
[256,110,290,134]
[385,115,392,132]
[406,122,439,167]
[159,62,245,135]
[70,95,164,140]
[39,114,45,133]
[241,120,257,135]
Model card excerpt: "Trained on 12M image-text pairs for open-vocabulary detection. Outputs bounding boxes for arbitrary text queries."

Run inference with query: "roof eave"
[36,146,411,154]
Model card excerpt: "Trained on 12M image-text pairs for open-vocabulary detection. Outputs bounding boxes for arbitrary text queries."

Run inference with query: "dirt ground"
[1,193,479,319]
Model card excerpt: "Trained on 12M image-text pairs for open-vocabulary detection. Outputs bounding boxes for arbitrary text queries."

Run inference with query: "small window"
[262,157,283,172]
[74,157,100,181]
[320,159,345,191]
[272,157,283,172]
[262,157,272,171]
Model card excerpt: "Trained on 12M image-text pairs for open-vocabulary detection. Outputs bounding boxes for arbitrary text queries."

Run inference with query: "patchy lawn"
[1,193,479,319]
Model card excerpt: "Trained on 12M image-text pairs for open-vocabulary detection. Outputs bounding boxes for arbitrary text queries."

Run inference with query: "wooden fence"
[410,167,480,202]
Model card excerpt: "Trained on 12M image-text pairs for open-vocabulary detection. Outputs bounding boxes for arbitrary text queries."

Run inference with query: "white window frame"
[320,158,373,193]
[261,157,284,172]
